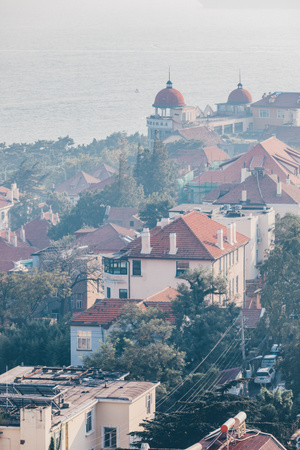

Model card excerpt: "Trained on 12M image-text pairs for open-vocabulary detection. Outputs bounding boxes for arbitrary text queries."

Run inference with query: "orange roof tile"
[123,211,249,261]
[55,171,100,196]
[75,223,137,253]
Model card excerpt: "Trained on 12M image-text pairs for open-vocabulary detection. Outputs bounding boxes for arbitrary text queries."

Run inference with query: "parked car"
[261,354,277,368]
[254,367,276,385]
[270,344,282,355]
[273,381,286,393]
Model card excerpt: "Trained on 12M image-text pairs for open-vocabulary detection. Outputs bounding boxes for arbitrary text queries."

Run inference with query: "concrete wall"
[252,106,300,130]
[0,426,20,450]
[70,325,104,366]
[20,406,52,450]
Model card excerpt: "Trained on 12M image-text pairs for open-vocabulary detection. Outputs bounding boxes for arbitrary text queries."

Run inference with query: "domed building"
[216,82,252,118]
[146,78,199,148]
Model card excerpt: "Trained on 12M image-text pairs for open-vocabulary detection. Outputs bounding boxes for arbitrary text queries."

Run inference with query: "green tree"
[139,192,175,229]
[134,390,297,449]
[84,304,185,392]
[46,192,73,217]
[0,319,70,374]
[48,191,106,240]
[133,135,177,197]
[259,214,300,338]
[9,192,41,230]
[0,270,71,323]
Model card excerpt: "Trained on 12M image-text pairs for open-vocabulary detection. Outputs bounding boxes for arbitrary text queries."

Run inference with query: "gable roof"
[107,207,139,221]
[0,234,38,272]
[252,91,300,109]
[55,171,100,196]
[75,223,137,253]
[15,211,59,250]
[85,174,116,193]
[204,173,300,205]
[69,299,142,328]
[123,211,249,261]
[89,163,117,181]
[163,126,224,147]
[193,137,300,186]
[169,146,229,171]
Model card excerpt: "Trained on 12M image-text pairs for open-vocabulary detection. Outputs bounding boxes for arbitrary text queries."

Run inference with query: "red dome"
[227,83,252,104]
[153,81,185,108]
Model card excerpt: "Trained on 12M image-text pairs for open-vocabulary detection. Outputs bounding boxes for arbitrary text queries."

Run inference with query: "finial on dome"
[166,67,173,88]
[238,70,243,89]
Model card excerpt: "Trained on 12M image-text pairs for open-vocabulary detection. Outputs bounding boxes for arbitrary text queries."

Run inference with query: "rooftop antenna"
[169,66,171,82]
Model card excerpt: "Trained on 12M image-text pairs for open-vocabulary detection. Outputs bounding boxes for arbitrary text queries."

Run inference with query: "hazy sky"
[2,0,299,26]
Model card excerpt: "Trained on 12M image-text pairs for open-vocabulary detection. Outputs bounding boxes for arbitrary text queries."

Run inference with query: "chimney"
[8,189,13,202]
[240,168,250,183]
[141,228,151,254]
[276,177,282,197]
[49,207,53,224]
[241,190,247,202]
[12,232,17,247]
[232,222,237,243]
[160,218,170,228]
[20,226,26,243]
[15,188,19,201]
[286,174,290,185]
[217,229,224,250]
[169,233,177,255]
[40,209,45,220]
[56,212,60,223]
[227,224,233,245]
[5,228,11,243]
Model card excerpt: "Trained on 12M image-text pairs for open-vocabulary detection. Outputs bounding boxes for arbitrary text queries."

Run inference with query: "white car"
[270,344,282,354]
[261,354,277,368]
[254,367,276,385]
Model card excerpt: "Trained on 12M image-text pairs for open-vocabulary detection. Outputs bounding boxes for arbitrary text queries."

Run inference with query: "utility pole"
[241,312,246,363]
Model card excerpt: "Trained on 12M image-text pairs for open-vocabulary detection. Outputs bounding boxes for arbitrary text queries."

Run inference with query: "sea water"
[0,0,300,144]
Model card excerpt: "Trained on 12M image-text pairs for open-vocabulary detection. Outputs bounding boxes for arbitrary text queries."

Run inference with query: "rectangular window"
[146,393,153,414]
[219,259,222,273]
[259,109,270,118]
[77,330,91,351]
[119,289,128,299]
[277,109,285,119]
[104,427,117,448]
[132,260,141,276]
[130,220,134,227]
[176,261,189,277]
[236,276,239,293]
[236,248,239,262]
[86,409,93,433]
[76,299,82,309]
[107,287,111,299]
[232,251,235,265]
[232,278,234,296]
[104,258,127,275]
[229,252,231,267]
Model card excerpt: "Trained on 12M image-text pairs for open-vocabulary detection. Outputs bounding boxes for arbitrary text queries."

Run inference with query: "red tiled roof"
[217,367,242,385]
[164,126,224,147]
[15,212,59,251]
[194,137,300,186]
[242,308,263,329]
[123,211,249,261]
[206,173,300,206]
[145,286,178,303]
[107,207,139,221]
[141,301,176,324]
[70,299,141,328]
[0,236,38,272]
[75,223,137,253]
[86,175,116,192]
[55,171,100,196]
[199,431,285,449]
[169,146,229,171]
[252,91,300,108]
[89,163,117,181]
[202,146,230,165]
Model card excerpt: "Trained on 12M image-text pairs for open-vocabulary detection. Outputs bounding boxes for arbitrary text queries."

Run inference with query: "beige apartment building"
[251,92,300,130]
[0,366,158,450]
[103,211,249,307]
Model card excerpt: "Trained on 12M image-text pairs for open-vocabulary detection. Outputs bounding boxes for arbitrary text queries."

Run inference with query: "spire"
[238,70,243,89]
[166,67,172,89]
